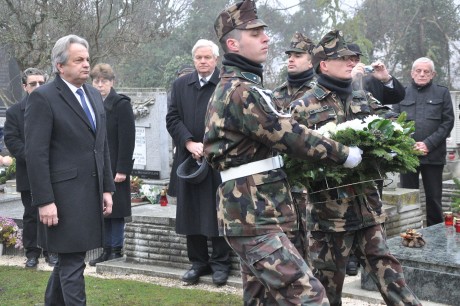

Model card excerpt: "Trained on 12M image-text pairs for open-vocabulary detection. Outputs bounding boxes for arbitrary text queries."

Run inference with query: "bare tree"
[0,0,189,106]
[0,0,189,71]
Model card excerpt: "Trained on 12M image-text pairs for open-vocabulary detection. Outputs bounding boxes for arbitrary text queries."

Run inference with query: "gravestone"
[118,88,171,181]
[361,223,460,305]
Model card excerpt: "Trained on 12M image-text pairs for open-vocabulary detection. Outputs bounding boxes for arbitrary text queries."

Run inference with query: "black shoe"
[181,266,212,284]
[107,247,123,260]
[89,249,111,266]
[346,255,359,276]
[107,252,123,260]
[212,270,229,286]
[45,253,59,267]
[25,257,39,268]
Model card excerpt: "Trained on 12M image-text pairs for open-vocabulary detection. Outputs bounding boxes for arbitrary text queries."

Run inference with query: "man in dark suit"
[4,67,58,268]
[24,34,115,305]
[166,39,231,286]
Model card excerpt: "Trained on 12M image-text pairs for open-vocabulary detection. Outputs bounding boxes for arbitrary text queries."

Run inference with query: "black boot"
[107,247,123,260]
[89,248,111,266]
[346,254,359,276]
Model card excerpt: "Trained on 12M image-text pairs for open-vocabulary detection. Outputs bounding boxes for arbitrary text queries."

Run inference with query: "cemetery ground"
[0,255,383,306]
[0,257,241,305]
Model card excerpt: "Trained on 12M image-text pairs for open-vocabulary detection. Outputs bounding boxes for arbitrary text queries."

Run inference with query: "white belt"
[220,156,284,183]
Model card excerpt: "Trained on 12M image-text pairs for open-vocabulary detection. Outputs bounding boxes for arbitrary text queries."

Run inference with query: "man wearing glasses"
[393,57,454,227]
[4,68,58,268]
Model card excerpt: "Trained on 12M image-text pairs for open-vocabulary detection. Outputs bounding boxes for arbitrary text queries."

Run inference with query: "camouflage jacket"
[290,82,395,232]
[273,79,315,111]
[203,65,350,237]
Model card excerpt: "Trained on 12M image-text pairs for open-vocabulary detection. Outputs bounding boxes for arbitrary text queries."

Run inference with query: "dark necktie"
[200,78,208,87]
[76,88,96,132]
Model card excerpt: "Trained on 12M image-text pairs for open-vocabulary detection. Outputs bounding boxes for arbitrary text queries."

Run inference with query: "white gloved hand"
[343,147,363,168]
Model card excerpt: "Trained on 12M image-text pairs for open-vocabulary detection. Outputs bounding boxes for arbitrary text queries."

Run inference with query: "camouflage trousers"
[307,224,421,306]
[226,232,329,306]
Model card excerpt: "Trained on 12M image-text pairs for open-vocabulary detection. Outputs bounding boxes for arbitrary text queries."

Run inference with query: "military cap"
[176,156,209,184]
[311,29,356,73]
[285,32,314,54]
[347,43,363,56]
[214,0,267,41]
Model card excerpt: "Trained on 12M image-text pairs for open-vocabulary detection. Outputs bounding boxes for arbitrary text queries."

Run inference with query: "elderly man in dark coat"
[89,63,136,266]
[166,39,231,286]
[25,34,115,305]
[393,57,454,227]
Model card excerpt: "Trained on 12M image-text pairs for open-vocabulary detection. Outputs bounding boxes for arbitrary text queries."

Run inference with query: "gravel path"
[0,255,383,305]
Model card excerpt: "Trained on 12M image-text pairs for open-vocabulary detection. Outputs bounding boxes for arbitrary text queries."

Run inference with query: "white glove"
[343,147,363,168]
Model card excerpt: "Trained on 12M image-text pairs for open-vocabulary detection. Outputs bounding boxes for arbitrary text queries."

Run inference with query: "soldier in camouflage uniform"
[204,1,364,305]
[273,32,316,111]
[290,30,422,306]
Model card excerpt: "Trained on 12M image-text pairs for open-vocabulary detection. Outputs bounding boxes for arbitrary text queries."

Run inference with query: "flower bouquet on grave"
[140,184,161,204]
[0,216,23,249]
[130,176,145,202]
[284,113,422,193]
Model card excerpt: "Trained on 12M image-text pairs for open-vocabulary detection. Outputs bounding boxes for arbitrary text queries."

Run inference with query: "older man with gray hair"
[393,57,454,227]
[166,38,232,286]
[25,34,115,305]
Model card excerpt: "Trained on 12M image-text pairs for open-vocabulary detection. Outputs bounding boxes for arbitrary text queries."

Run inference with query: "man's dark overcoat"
[4,96,29,191]
[166,69,221,237]
[25,75,115,253]
[104,88,135,218]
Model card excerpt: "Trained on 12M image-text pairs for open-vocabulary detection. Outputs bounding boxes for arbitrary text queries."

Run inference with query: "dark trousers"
[186,234,232,272]
[400,164,444,226]
[103,217,125,248]
[21,191,43,259]
[45,252,87,306]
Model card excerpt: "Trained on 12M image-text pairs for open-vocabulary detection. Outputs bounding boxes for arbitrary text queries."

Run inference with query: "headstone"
[119,88,171,180]
[361,223,460,305]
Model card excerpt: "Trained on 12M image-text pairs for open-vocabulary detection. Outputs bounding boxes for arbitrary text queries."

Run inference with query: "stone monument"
[119,88,171,182]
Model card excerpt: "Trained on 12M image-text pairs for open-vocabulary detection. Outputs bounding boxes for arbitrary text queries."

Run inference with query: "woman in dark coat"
[89,63,135,265]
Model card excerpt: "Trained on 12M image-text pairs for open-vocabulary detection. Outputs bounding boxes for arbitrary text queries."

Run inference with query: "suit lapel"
[54,76,96,135]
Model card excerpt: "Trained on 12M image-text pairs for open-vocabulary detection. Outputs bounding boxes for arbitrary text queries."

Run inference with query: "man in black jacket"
[348,43,405,105]
[393,57,454,227]
[166,39,231,286]
[4,68,58,268]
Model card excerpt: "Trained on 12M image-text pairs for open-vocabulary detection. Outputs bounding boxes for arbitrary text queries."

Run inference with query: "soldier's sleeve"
[238,86,349,164]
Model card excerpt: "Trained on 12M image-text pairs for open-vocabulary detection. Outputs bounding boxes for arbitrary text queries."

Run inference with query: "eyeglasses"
[413,69,433,75]
[334,55,360,63]
[27,81,45,87]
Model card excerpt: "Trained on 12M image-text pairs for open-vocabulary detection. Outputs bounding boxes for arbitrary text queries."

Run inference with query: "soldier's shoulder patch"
[312,84,328,100]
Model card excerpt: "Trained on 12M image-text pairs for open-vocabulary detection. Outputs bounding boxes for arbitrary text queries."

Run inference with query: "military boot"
[89,248,111,266]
